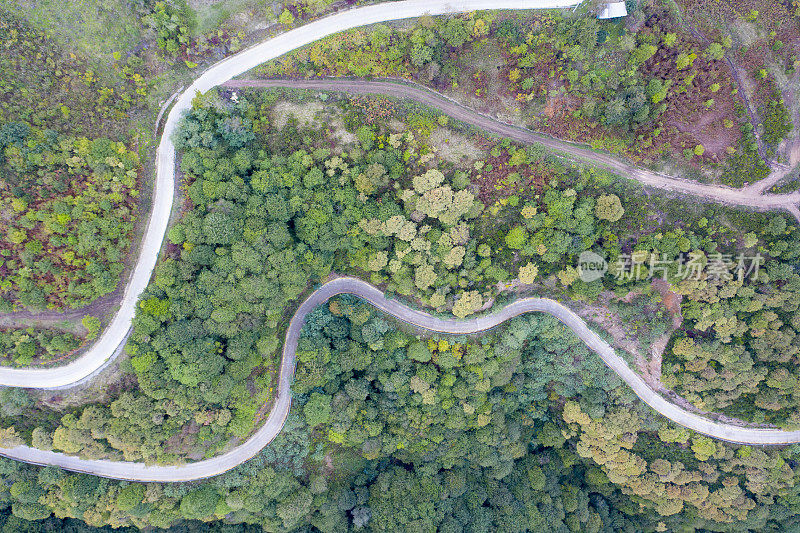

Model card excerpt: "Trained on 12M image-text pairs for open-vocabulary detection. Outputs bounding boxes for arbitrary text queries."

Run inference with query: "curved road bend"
[226,79,800,212]
[4,277,800,482]
[0,0,580,390]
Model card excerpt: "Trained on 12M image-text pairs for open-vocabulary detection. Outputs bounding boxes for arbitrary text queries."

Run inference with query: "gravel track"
[227,78,800,213]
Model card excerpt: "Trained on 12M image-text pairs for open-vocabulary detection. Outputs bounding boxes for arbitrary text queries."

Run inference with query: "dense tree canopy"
[1,4,800,529]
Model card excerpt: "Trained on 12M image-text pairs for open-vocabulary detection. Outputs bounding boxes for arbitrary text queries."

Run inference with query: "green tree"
[81,315,102,340]
[180,486,220,520]
[304,392,332,427]
[116,484,146,512]
[440,18,469,48]
[276,489,313,530]
[408,341,432,362]
[505,225,527,250]
[356,126,376,150]
[203,212,235,244]
[0,388,31,417]
[629,44,657,66]
[278,9,295,26]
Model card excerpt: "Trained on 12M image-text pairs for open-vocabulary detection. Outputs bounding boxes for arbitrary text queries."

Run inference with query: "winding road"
[0,0,579,390]
[2,0,800,481]
[5,277,800,482]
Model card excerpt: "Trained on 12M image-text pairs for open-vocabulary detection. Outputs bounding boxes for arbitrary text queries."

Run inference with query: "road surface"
[2,0,797,389]
[4,277,800,482]
[227,78,800,212]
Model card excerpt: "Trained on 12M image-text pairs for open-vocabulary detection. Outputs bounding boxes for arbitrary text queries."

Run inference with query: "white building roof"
[598,1,628,19]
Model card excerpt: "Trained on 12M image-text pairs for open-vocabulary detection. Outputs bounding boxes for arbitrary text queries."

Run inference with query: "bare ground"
[669,108,737,157]
[428,127,485,167]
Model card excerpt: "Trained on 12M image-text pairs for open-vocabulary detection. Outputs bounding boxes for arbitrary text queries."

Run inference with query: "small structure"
[598,1,628,19]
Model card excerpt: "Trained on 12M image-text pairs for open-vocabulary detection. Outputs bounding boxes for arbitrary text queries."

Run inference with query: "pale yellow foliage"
[382,215,406,235]
[443,246,466,269]
[397,220,417,242]
[429,292,446,308]
[367,251,388,272]
[410,375,430,393]
[452,290,483,318]
[412,168,445,193]
[558,266,580,286]
[411,237,430,252]
[358,218,383,236]
[415,263,437,290]
[0,427,22,447]
[521,204,537,219]
[519,262,539,284]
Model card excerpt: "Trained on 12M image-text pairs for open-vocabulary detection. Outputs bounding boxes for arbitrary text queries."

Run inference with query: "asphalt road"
[5,277,800,482]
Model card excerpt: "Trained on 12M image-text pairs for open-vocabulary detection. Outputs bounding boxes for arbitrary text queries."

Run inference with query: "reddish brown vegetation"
[469,137,549,205]
[346,95,397,123]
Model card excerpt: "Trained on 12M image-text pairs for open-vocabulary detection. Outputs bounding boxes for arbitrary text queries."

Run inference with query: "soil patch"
[272,100,324,129]
[651,278,683,328]
[429,127,485,167]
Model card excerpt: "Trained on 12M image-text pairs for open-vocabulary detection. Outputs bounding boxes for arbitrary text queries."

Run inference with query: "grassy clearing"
[271,99,324,128]
[189,0,272,36]
[9,0,142,62]
[429,127,486,166]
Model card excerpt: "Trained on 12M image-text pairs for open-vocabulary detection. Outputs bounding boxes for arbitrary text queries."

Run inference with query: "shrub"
[595,194,624,222]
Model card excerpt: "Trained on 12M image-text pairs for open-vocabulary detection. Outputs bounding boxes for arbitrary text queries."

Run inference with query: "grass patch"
[9,0,142,62]
[190,0,270,36]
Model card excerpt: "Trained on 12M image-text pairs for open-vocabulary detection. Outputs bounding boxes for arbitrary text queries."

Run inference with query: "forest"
[0,78,798,529]
[0,126,140,312]
[1,293,800,530]
[1,1,800,531]
[0,10,147,314]
[0,0,410,337]
[0,327,83,368]
[0,0,345,316]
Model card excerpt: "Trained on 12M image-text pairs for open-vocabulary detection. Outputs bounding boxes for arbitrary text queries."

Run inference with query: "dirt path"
[746,71,800,194]
[226,78,800,218]
[0,289,120,325]
[13,68,799,330]
[577,303,762,430]
[4,0,800,482]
